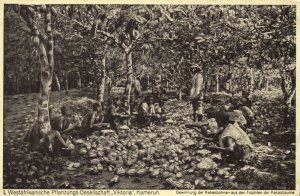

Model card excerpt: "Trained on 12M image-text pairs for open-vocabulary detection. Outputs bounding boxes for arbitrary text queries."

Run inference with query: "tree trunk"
[216,73,219,93]
[107,77,112,96]
[229,79,232,94]
[15,74,19,94]
[55,74,61,91]
[19,5,54,151]
[37,41,53,143]
[27,72,32,93]
[77,70,82,89]
[124,49,133,114]
[65,72,69,95]
[178,87,183,101]
[280,72,288,101]
[280,68,296,126]
[147,75,150,90]
[249,68,254,93]
[286,68,296,107]
[36,8,54,149]
[257,75,264,90]
[286,89,295,108]
[98,55,106,103]
[93,63,97,96]
[266,77,269,91]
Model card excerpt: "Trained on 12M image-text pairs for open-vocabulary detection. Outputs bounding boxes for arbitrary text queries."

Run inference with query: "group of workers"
[24,62,255,164]
[189,63,255,164]
[23,78,165,153]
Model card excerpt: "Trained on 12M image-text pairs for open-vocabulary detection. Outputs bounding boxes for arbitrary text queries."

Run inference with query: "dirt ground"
[3,88,296,189]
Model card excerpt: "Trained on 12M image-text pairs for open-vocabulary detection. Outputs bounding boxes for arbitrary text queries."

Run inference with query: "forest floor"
[3,88,296,189]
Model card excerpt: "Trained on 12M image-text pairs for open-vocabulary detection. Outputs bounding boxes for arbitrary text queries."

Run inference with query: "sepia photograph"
[3,3,296,191]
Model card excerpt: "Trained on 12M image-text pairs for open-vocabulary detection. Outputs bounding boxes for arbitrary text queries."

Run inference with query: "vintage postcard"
[1,0,298,195]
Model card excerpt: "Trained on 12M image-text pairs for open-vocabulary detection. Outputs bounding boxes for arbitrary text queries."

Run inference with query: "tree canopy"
[4,5,296,101]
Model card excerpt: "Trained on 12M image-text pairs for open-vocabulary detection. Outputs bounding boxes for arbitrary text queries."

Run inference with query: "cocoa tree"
[58,5,184,112]
[17,5,57,151]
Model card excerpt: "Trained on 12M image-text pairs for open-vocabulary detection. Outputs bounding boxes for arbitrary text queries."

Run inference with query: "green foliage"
[4,5,296,97]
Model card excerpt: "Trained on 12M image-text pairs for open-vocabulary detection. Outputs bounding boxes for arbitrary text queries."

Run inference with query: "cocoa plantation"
[3,4,296,190]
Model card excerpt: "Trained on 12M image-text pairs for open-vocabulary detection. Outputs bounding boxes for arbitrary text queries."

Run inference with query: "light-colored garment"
[132,79,142,96]
[141,102,149,115]
[190,73,204,99]
[240,106,254,118]
[149,104,155,115]
[207,118,219,134]
[219,122,254,149]
[155,105,162,114]
[232,110,247,125]
[190,73,204,115]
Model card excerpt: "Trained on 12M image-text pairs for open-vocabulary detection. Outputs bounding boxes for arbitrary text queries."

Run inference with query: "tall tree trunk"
[15,75,19,94]
[76,70,82,89]
[228,78,232,94]
[216,73,219,93]
[178,86,183,101]
[280,72,288,101]
[257,75,264,90]
[28,72,32,93]
[55,74,61,91]
[286,68,296,107]
[19,5,54,151]
[286,89,295,108]
[266,77,269,91]
[65,72,69,95]
[147,75,150,90]
[37,7,54,146]
[93,63,97,96]
[280,68,296,126]
[98,55,106,103]
[107,77,112,96]
[249,68,254,93]
[124,48,133,114]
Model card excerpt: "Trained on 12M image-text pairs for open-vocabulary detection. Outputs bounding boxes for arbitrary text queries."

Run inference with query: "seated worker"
[152,102,164,124]
[218,113,254,164]
[137,95,151,127]
[240,90,252,108]
[154,103,163,116]
[50,105,80,135]
[119,97,130,115]
[23,106,75,153]
[239,90,254,127]
[231,91,254,128]
[104,98,121,131]
[205,106,247,130]
[152,81,167,112]
[120,98,132,125]
[137,96,161,127]
[80,102,104,136]
[49,105,78,152]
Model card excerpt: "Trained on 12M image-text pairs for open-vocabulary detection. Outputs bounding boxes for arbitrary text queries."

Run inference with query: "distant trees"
[4,5,296,150]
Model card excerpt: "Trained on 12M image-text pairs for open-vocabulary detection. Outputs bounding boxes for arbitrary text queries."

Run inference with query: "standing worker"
[190,63,204,122]
[131,77,143,113]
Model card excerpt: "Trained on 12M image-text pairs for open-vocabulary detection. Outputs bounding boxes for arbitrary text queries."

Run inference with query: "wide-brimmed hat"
[191,63,202,70]
[228,111,242,122]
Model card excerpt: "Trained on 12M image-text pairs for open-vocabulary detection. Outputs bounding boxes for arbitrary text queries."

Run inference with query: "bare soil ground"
[3,89,295,189]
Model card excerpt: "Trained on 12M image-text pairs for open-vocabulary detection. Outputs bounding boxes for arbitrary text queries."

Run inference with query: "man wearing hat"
[190,63,204,122]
